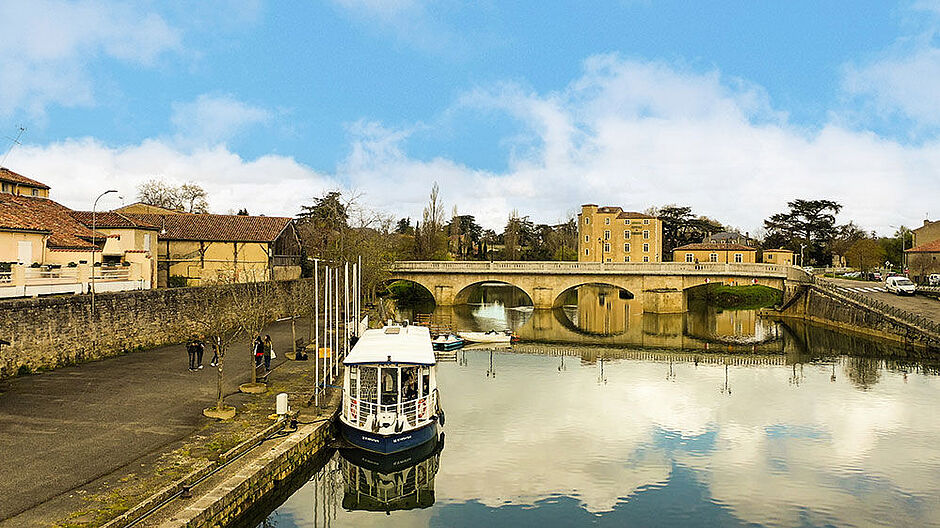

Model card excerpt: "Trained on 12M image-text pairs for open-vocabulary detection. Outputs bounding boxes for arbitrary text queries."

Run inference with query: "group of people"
[253,335,275,373]
[185,337,219,372]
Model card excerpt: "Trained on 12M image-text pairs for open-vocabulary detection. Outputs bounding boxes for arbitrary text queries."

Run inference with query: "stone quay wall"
[0,278,313,379]
[771,285,940,351]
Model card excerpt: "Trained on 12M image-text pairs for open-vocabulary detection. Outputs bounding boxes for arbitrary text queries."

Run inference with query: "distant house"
[905,240,940,284]
[69,211,161,287]
[577,204,663,263]
[116,204,301,286]
[761,248,795,266]
[913,219,940,248]
[0,167,50,197]
[703,231,753,247]
[673,243,757,264]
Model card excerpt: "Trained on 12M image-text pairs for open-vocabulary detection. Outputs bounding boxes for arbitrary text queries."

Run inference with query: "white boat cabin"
[342,324,439,435]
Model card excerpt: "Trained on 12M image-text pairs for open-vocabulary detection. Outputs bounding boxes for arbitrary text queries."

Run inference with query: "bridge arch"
[453,280,534,307]
[381,278,436,308]
[552,281,636,309]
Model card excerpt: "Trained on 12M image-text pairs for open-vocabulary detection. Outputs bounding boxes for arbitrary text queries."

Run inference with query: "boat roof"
[344,325,436,366]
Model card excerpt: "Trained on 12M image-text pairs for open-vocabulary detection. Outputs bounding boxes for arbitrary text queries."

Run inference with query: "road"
[0,317,313,522]
[822,277,940,323]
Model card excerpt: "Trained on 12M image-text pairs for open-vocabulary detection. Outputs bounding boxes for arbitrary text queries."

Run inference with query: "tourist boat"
[341,323,444,454]
[458,329,516,344]
[432,333,464,351]
[339,433,443,512]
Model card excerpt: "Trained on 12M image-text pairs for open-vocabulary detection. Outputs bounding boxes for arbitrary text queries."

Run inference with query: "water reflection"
[263,348,940,528]
[338,436,443,513]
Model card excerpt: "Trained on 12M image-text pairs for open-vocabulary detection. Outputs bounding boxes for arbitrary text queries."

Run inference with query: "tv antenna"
[1,126,26,168]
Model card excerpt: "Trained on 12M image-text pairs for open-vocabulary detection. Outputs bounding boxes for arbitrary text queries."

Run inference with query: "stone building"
[673,243,757,264]
[577,204,663,263]
[905,240,940,284]
[0,167,50,197]
[761,248,795,266]
[913,219,940,248]
[702,230,753,246]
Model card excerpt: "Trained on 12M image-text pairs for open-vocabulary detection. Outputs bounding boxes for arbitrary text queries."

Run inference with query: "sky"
[1,1,939,235]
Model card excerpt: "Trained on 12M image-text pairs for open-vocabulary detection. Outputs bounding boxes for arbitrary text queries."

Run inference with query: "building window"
[585,248,590,256]
[604,243,610,253]
[1,182,9,193]
[32,188,39,196]
[624,256,630,262]
[643,243,649,252]
[686,253,694,262]
[144,233,152,248]
[643,256,649,262]
[709,253,718,262]
[584,217,590,225]
[734,253,743,263]
[585,235,590,242]
[604,230,610,240]
[643,230,650,239]
[624,243,630,252]
[606,258,611,262]
[643,219,649,225]
[605,217,610,225]
[624,230,631,239]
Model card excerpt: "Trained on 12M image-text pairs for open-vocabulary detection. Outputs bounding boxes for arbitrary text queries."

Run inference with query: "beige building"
[116,203,301,286]
[69,211,160,286]
[913,219,940,248]
[673,243,757,264]
[761,248,795,266]
[577,204,662,263]
[905,240,940,284]
[0,167,50,197]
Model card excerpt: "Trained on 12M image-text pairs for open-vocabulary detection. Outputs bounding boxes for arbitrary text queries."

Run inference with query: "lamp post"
[91,189,118,316]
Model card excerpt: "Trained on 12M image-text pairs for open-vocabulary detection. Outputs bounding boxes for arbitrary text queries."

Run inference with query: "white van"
[885,276,916,296]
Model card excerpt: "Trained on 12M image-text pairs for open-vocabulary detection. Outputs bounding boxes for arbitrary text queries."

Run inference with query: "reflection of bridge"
[390,261,811,313]
[511,344,791,366]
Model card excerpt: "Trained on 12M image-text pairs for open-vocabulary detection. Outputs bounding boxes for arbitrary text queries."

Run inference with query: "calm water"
[253,286,940,528]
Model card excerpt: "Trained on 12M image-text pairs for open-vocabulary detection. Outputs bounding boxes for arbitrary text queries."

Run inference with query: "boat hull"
[433,340,464,351]
[341,419,439,454]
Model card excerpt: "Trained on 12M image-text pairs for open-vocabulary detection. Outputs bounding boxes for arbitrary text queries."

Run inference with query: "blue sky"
[2,1,939,234]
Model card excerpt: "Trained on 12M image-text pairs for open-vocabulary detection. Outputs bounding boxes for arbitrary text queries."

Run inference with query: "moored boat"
[432,333,464,351]
[458,329,516,344]
[340,323,444,454]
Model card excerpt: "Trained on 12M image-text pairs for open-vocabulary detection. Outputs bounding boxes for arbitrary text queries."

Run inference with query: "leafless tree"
[136,179,209,213]
[190,284,242,411]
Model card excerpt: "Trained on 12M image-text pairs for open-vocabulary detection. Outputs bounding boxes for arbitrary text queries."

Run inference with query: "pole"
[357,255,362,336]
[90,189,117,317]
[326,266,331,385]
[344,261,349,361]
[314,259,319,406]
[334,265,340,377]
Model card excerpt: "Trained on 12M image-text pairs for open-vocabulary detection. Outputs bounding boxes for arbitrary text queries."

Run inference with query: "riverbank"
[689,284,782,310]
[0,316,340,528]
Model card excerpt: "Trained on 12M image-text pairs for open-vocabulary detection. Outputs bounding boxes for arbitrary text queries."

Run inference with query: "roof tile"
[122,213,292,242]
[0,167,50,189]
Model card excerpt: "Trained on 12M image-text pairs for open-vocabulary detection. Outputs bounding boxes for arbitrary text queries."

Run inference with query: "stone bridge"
[389,261,812,313]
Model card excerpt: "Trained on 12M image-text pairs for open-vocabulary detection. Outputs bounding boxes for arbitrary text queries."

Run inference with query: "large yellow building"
[673,243,757,264]
[117,203,301,286]
[577,204,663,263]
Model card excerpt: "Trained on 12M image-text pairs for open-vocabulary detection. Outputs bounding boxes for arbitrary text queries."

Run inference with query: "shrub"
[17,365,31,376]
[168,275,188,288]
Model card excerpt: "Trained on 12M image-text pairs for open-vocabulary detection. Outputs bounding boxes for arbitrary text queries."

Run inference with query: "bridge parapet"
[393,260,808,280]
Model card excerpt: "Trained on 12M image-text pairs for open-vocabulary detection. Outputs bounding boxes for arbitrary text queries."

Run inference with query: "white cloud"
[11,138,332,217]
[170,94,272,146]
[329,0,454,51]
[0,0,181,117]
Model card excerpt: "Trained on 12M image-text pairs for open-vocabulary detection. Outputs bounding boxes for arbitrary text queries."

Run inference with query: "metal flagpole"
[334,266,340,377]
[314,259,319,406]
[358,255,362,336]
[344,261,349,361]
[325,266,331,385]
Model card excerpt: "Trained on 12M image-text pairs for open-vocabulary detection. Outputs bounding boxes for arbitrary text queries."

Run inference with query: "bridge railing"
[815,279,940,337]
[392,260,803,277]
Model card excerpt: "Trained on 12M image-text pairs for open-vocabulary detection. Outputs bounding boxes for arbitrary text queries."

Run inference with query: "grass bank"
[690,284,782,310]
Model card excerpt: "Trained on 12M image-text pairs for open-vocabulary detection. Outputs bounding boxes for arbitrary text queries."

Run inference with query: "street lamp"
[91,189,118,316]
[799,243,806,267]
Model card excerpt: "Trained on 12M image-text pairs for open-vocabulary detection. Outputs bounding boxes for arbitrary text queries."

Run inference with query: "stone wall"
[0,278,314,378]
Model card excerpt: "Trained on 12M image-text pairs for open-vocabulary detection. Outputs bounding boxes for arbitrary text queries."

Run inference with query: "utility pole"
[90,190,117,317]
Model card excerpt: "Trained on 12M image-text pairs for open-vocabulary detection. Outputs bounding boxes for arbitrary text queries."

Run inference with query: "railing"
[815,279,940,337]
[24,267,80,283]
[347,394,434,429]
[93,267,131,281]
[392,260,802,278]
[0,271,11,284]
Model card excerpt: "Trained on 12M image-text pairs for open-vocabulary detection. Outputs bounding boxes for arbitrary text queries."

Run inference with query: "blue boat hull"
[433,340,464,351]
[341,419,439,454]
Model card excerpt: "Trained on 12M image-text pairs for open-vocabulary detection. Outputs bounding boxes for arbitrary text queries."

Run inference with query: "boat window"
[422,369,430,398]
[402,366,419,401]
[349,366,358,398]
[381,367,399,405]
[359,366,378,403]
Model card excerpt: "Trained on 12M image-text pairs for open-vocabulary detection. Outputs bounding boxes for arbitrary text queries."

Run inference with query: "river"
[250,284,940,528]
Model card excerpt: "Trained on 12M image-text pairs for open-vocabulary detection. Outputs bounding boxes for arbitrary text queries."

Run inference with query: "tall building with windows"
[577,204,662,263]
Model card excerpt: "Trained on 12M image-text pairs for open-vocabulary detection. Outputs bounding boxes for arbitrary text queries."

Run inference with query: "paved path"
[0,317,317,522]
[823,278,940,323]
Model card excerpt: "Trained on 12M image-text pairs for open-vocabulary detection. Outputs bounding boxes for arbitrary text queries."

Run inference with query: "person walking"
[187,337,198,371]
[262,334,274,372]
[253,336,264,368]
[195,338,205,370]
[209,338,219,367]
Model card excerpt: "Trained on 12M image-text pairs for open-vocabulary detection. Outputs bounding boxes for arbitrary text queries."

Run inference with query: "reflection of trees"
[843,357,882,390]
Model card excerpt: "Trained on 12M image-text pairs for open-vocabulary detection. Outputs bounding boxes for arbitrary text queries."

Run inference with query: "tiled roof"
[906,239,940,253]
[763,248,792,252]
[122,213,293,243]
[674,243,756,251]
[0,167,50,189]
[0,195,103,250]
[70,210,160,230]
[617,211,655,219]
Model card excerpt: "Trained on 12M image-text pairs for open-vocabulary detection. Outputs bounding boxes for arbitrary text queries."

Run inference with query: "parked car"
[929,274,940,287]
[885,276,916,296]
[842,271,861,279]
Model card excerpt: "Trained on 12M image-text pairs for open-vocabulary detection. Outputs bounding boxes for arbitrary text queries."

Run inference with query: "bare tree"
[231,278,279,387]
[179,183,209,213]
[190,284,242,413]
[136,179,210,213]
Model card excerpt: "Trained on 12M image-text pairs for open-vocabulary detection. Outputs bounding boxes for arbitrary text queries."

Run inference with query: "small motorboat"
[432,334,464,352]
[458,329,515,344]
